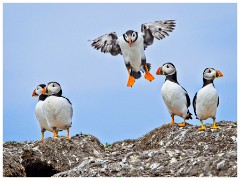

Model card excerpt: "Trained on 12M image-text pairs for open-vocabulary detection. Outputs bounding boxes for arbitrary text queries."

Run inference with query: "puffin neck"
[203,78,214,87]
[52,89,62,97]
[38,94,48,101]
[165,72,178,84]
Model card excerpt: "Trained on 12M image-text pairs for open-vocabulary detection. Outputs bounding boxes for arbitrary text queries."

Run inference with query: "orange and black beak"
[128,37,133,47]
[215,70,223,78]
[32,90,37,97]
[156,66,164,75]
[42,86,48,95]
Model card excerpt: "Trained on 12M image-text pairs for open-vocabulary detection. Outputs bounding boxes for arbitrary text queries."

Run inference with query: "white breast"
[195,84,218,120]
[35,101,53,132]
[118,34,145,71]
[42,96,73,130]
[161,80,189,118]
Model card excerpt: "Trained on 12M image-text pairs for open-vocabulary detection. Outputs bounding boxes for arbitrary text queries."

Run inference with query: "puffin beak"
[215,70,223,78]
[156,66,164,75]
[32,90,37,97]
[42,86,48,95]
[128,37,133,47]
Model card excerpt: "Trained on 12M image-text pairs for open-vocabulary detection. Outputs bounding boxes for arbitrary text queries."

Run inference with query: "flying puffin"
[156,62,192,126]
[91,20,176,87]
[193,68,223,131]
[42,82,73,139]
[32,84,54,141]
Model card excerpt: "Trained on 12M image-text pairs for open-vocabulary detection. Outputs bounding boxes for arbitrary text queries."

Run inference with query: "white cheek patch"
[165,68,175,75]
[36,89,42,95]
[204,71,215,80]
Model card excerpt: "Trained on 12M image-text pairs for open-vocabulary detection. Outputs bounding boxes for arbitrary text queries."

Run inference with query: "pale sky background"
[3,3,237,143]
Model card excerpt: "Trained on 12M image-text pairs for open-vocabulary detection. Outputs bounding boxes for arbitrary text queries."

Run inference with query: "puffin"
[156,62,192,126]
[91,20,176,87]
[193,68,223,131]
[42,82,73,139]
[32,84,54,141]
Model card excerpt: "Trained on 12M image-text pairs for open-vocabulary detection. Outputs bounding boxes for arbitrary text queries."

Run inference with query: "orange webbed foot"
[145,72,155,82]
[178,122,186,127]
[127,76,135,87]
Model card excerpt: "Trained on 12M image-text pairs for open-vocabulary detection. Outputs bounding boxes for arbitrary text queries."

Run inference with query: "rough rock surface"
[3,121,237,177]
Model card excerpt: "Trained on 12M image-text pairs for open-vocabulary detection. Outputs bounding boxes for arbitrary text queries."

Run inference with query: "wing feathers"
[142,20,176,47]
[91,32,122,56]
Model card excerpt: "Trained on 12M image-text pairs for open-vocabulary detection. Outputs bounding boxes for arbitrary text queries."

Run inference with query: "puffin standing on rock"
[156,62,192,126]
[42,82,73,139]
[91,20,176,87]
[32,84,54,141]
[193,68,223,131]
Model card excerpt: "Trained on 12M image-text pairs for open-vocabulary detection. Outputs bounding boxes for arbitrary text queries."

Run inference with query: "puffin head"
[32,84,46,97]
[42,82,62,96]
[123,30,138,48]
[203,68,223,80]
[156,62,176,76]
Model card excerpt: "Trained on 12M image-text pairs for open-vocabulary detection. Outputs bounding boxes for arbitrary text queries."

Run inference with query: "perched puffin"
[32,84,53,141]
[91,20,176,87]
[156,62,192,126]
[193,68,223,131]
[42,82,73,139]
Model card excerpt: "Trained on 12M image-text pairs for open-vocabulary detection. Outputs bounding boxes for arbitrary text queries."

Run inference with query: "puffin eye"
[166,65,169,68]
[52,84,55,87]
[208,69,211,73]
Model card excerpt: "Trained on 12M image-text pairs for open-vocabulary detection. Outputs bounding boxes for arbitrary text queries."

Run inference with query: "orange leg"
[127,69,135,87]
[144,65,155,82]
[198,120,206,131]
[178,118,186,127]
[41,131,44,141]
[52,129,58,138]
[211,118,220,129]
[169,116,175,125]
[65,128,70,139]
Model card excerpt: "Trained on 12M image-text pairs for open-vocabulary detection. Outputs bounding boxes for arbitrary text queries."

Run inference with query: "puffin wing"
[193,92,198,117]
[91,32,122,56]
[181,86,191,108]
[141,20,176,48]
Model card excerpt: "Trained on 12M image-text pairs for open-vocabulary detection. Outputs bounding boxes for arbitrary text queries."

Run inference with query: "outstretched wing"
[141,20,176,48]
[91,32,122,56]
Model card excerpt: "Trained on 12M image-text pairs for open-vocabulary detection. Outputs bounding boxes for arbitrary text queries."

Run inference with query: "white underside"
[35,101,53,132]
[195,84,218,120]
[161,80,189,118]
[118,34,145,71]
[42,96,73,130]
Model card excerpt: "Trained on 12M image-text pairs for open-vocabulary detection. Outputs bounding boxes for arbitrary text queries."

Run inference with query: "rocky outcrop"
[3,121,237,177]
[3,135,104,177]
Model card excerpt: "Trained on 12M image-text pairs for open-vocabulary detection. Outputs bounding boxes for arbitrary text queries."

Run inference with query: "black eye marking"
[208,69,211,73]
[167,65,169,68]
[52,84,55,87]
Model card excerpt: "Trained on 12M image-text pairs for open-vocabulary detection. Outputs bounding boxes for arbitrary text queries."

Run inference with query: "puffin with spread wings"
[91,20,176,87]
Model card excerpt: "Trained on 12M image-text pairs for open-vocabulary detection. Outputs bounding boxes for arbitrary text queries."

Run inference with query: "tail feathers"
[186,110,193,120]
[131,70,141,79]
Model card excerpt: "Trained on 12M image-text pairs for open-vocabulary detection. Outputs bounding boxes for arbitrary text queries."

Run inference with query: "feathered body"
[193,68,223,130]
[156,62,192,126]
[91,20,176,86]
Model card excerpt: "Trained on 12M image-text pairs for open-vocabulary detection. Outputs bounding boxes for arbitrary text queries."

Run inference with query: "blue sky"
[3,3,237,143]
